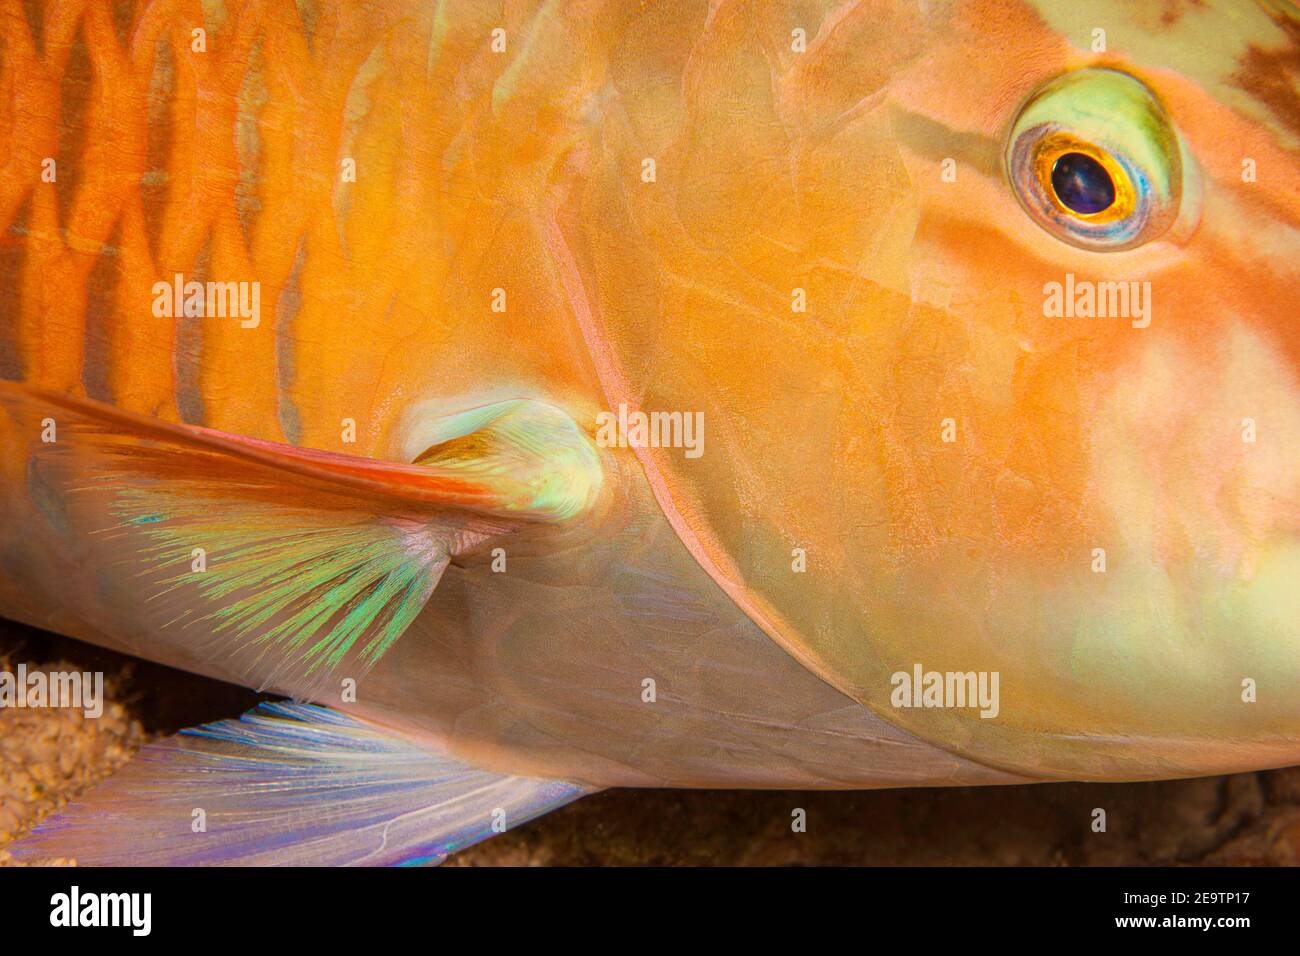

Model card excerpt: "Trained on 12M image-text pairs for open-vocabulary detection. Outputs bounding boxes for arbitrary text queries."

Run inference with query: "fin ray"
[0,382,603,692]
[8,702,595,866]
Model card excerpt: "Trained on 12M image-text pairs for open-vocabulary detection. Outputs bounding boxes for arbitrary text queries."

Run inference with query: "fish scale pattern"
[0,0,558,446]
[1,0,336,420]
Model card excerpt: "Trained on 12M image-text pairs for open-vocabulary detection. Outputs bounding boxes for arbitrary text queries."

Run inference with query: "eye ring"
[1005,68,1183,252]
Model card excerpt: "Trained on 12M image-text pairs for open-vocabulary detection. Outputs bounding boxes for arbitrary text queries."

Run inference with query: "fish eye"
[1005,68,1183,251]
[1051,152,1114,214]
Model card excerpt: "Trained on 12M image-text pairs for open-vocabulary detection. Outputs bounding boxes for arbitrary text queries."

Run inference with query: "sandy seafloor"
[1,619,1298,866]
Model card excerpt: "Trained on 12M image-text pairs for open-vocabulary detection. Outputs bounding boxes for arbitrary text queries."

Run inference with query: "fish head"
[569,0,1300,777]
[2,0,1294,786]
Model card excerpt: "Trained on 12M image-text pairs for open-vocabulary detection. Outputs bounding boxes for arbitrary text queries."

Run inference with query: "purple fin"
[9,702,594,866]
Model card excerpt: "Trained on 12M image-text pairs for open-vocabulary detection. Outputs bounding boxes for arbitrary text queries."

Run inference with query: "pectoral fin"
[7,702,595,866]
[0,383,603,693]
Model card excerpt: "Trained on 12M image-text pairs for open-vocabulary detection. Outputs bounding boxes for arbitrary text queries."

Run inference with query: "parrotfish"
[0,0,1297,865]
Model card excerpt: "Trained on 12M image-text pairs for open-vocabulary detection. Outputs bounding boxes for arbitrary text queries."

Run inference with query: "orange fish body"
[0,0,1298,864]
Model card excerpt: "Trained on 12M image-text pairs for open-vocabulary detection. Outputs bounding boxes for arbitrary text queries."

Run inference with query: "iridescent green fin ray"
[119,489,454,687]
[0,382,604,695]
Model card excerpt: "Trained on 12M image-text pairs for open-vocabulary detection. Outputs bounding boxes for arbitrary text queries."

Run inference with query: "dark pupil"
[1050,152,1115,215]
